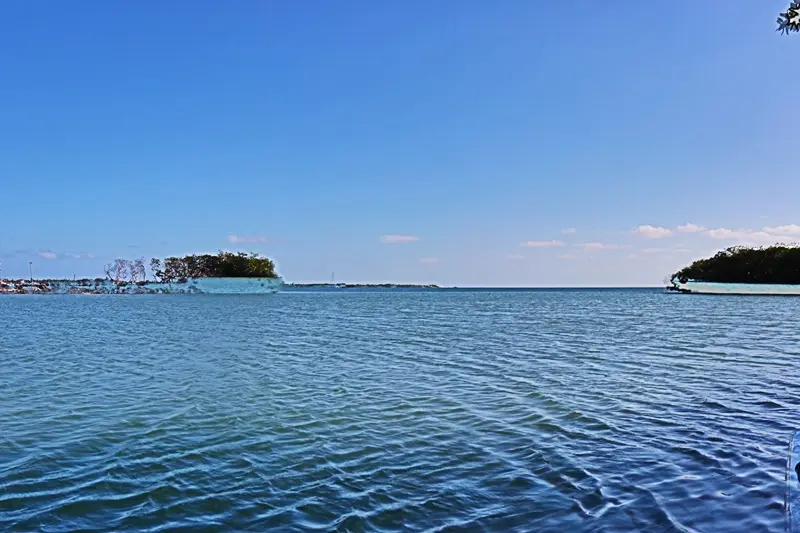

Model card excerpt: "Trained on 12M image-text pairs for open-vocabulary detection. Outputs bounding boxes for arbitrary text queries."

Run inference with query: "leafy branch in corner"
[778,1,800,33]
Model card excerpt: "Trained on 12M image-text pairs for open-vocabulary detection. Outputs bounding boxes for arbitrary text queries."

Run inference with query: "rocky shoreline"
[0,279,54,294]
[0,277,283,295]
[0,278,159,295]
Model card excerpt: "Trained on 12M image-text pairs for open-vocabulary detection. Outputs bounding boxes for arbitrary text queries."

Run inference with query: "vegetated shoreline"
[0,251,282,295]
[666,244,800,295]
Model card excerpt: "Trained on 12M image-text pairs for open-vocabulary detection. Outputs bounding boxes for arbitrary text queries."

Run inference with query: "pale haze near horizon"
[0,1,797,287]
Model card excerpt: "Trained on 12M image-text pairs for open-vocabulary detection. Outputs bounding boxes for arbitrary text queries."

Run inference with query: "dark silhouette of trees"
[671,245,800,286]
[778,1,800,33]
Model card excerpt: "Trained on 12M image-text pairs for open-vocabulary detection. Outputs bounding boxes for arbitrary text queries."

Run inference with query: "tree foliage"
[104,252,277,284]
[671,245,800,285]
[778,1,800,33]
[150,251,277,282]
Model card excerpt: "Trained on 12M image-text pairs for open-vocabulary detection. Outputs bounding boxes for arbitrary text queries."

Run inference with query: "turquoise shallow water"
[1,289,799,532]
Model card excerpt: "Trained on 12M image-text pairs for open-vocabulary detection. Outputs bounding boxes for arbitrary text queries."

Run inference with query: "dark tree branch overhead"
[778,1,800,33]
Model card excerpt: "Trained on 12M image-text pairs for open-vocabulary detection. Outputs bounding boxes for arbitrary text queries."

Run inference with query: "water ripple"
[1,290,798,531]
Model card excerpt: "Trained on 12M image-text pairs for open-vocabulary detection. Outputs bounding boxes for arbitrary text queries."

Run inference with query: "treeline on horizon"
[102,251,277,283]
[671,245,800,285]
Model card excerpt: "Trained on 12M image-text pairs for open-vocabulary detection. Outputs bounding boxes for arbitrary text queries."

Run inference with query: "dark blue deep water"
[1,290,799,532]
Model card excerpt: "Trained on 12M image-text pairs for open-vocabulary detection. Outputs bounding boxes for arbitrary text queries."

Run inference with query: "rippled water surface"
[2,290,799,532]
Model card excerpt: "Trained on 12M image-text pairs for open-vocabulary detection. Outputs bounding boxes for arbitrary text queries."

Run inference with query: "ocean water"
[1,289,798,532]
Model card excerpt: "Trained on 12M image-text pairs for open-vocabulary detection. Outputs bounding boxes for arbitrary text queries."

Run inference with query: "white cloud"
[633,225,673,238]
[38,251,57,260]
[419,257,439,263]
[762,224,800,236]
[64,252,95,260]
[227,235,269,244]
[380,234,419,244]
[561,228,577,234]
[628,246,693,257]
[507,254,524,260]
[558,254,579,260]
[579,242,628,251]
[677,223,705,233]
[521,240,563,248]
[704,228,739,239]
[704,228,784,244]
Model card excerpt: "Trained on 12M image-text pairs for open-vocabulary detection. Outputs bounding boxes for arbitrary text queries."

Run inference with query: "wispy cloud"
[762,224,800,237]
[704,228,784,244]
[419,257,439,263]
[380,234,419,244]
[38,251,57,260]
[579,242,628,251]
[630,246,692,257]
[704,228,740,239]
[64,252,95,260]
[633,225,673,238]
[561,228,577,235]
[521,240,563,248]
[227,235,270,244]
[692,223,800,245]
[507,254,524,260]
[558,254,579,260]
[676,223,705,233]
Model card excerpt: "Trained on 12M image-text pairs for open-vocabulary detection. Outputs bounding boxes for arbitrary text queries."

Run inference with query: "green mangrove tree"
[149,251,277,282]
[671,245,800,286]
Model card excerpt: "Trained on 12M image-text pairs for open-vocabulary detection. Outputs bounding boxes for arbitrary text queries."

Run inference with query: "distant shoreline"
[284,283,441,289]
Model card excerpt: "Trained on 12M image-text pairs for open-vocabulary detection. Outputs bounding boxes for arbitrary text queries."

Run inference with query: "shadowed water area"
[1,289,798,532]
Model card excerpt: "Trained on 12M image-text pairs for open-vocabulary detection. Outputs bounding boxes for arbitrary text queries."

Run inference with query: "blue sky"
[1,1,798,286]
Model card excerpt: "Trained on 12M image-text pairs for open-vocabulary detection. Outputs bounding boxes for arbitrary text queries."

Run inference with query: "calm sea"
[1,289,798,532]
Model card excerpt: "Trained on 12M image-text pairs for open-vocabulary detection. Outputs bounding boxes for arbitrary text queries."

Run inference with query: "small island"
[667,245,800,295]
[147,251,276,282]
[0,251,282,295]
